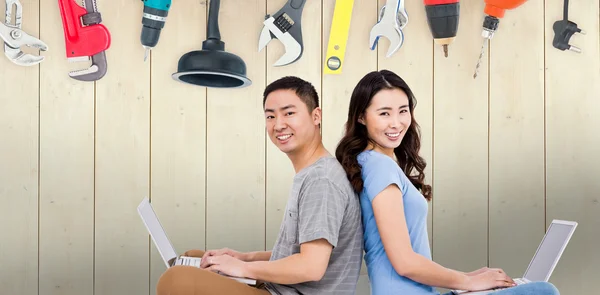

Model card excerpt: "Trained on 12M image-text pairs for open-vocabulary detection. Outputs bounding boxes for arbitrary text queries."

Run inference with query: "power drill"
[473,0,527,78]
[140,0,172,61]
[423,0,460,57]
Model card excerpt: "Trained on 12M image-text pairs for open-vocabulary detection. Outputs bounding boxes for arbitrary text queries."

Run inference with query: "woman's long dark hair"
[335,70,432,201]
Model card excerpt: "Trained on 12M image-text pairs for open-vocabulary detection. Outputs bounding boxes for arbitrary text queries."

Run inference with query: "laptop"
[452,219,577,295]
[137,197,257,285]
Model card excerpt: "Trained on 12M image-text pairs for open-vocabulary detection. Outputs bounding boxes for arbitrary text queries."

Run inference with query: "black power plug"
[552,0,584,53]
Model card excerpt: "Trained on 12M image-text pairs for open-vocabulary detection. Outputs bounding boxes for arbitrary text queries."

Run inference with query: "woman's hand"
[466,267,490,277]
[465,268,516,291]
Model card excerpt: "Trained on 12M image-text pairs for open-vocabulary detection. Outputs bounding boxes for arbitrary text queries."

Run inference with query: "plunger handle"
[207,0,221,41]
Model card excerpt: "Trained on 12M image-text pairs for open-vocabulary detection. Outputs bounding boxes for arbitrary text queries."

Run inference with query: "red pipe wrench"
[58,0,110,81]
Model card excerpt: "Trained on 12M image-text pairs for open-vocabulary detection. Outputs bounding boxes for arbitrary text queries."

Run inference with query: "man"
[156,76,364,295]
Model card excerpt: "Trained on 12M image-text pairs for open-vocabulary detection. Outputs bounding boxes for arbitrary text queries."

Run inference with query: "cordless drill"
[423,0,460,57]
[140,0,172,61]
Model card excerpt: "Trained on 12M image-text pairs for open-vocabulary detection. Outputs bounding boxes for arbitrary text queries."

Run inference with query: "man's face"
[264,89,321,155]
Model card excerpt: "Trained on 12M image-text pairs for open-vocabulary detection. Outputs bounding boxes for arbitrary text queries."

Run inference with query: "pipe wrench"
[369,0,408,57]
[258,0,306,67]
[58,0,111,81]
[1,0,48,66]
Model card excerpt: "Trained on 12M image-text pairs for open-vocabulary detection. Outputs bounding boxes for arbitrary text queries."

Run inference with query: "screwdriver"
[473,0,527,78]
[423,0,460,57]
[140,0,172,61]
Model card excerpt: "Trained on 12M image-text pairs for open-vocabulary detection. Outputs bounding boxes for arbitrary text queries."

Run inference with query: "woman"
[335,70,560,295]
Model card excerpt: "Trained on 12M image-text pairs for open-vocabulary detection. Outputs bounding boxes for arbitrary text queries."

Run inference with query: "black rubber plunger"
[172,0,251,88]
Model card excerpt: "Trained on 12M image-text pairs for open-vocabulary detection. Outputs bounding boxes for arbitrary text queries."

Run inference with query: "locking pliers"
[1,0,48,66]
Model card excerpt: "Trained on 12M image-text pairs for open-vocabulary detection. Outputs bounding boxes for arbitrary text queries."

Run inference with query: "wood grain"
[148,1,207,294]
[544,0,600,293]
[0,0,39,293]
[205,0,267,252]
[488,0,546,278]
[94,0,151,294]
[38,0,95,293]
[432,0,489,277]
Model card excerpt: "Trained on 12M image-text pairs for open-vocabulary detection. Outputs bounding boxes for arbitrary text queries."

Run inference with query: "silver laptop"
[452,219,577,294]
[137,197,256,285]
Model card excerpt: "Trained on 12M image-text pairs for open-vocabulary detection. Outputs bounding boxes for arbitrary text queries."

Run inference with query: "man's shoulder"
[297,156,355,194]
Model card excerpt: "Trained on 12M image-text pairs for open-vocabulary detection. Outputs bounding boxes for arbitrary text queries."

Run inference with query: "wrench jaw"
[67,51,107,82]
[258,14,303,67]
[258,24,274,52]
[369,23,404,58]
[273,39,302,67]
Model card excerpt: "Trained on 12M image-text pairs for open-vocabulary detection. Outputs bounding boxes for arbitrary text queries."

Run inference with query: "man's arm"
[244,239,332,284]
[243,251,272,262]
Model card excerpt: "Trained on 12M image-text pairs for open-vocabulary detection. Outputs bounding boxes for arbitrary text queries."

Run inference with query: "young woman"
[335,70,560,295]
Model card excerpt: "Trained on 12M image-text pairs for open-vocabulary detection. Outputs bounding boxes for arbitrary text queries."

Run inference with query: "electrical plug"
[552,19,585,53]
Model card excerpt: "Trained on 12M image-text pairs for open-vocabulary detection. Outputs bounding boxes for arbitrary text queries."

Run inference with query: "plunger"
[172,0,252,88]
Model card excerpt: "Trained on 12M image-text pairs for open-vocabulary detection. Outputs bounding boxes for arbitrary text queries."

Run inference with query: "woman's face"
[360,88,412,157]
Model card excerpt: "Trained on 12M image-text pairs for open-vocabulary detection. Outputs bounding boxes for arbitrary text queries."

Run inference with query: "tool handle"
[58,0,111,58]
[280,0,306,26]
[207,0,221,40]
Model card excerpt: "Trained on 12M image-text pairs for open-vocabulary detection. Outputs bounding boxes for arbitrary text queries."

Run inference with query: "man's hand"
[201,248,246,267]
[203,254,249,278]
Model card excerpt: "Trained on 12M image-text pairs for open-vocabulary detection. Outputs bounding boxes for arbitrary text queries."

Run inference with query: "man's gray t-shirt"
[264,155,364,295]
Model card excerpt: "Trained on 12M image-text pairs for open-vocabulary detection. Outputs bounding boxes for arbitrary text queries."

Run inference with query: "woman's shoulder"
[358,150,399,171]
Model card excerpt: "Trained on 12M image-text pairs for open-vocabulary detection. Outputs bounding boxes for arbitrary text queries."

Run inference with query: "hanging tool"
[473,0,527,79]
[58,0,111,81]
[369,0,408,58]
[139,0,171,61]
[324,0,354,74]
[423,0,460,57]
[259,0,306,67]
[552,0,584,53]
[1,0,48,66]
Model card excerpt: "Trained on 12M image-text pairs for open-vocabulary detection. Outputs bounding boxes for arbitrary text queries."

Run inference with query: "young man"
[156,76,364,295]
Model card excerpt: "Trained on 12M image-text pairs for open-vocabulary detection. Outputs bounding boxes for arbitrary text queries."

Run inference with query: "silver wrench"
[369,0,407,58]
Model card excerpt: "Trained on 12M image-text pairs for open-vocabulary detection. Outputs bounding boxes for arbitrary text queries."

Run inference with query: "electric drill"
[423,0,460,57]
[140,0,172,61]
[473,0,527,78]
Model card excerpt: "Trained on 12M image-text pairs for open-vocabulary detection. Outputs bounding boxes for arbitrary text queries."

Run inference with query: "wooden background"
[1,0,598,294]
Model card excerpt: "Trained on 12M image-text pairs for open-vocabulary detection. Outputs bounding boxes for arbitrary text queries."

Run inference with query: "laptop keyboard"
[174,256,201,267]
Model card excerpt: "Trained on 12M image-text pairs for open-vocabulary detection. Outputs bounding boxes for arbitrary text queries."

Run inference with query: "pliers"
[1,0,48,66]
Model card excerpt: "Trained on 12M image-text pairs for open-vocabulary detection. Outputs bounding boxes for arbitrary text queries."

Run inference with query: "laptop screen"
[523,222,575,282]
[137,198,178,268]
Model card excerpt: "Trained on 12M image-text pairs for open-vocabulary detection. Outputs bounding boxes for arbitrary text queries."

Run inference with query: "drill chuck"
[141,5,169,49]
[481,15,499,39]
[425,3,460,39]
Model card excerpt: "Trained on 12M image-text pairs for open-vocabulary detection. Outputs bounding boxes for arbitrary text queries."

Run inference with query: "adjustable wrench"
[1,0,48,66]
[58,0,111,81]
[369,0,408,57]
[258,0,306,67]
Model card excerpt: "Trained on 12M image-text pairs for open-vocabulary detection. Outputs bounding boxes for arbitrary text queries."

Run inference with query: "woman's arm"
[372,184,471,290]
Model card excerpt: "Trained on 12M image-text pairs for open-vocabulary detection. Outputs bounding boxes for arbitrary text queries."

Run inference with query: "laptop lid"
[522,219,578,282]
[137,197,178,268]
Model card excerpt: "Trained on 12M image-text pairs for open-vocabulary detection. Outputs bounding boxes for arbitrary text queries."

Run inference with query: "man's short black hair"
[263,76,319,111]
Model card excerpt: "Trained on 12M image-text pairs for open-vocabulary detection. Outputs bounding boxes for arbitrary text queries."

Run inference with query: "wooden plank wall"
[0,0,598,294]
